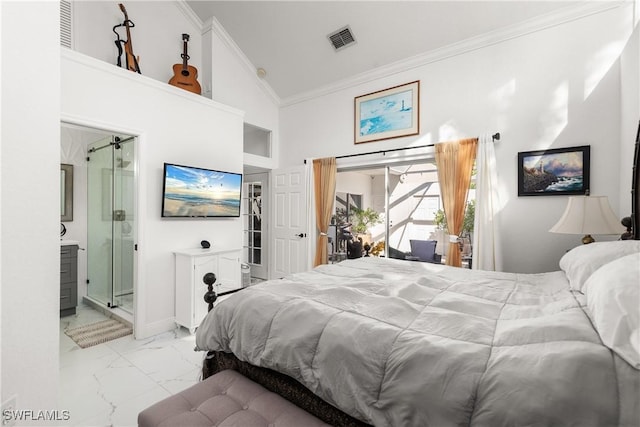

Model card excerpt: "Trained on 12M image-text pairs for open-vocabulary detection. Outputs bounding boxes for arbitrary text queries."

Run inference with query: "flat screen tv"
[162,163,242,218]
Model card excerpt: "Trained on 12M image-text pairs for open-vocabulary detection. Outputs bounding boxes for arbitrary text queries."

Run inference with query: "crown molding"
[171,0,627,108]
[280,0,627,107]
[202,15,281,106]
[174,0,203,29]
[177,0,281,106]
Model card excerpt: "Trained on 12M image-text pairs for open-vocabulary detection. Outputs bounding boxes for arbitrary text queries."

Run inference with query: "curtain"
[472,135,503,271]
[435,138,478,267]
[313,157,337,267]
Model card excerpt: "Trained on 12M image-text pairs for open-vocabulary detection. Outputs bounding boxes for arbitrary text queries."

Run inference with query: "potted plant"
[462,199,475,236]
[431,209,448,255]
[461,199,475,255]
[350,207,382,243]
[434,209,447,231]
[431,200,475,255]
[433,201,475,234]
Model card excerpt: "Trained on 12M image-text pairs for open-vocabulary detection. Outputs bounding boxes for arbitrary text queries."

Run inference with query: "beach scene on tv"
[163,164,241,217]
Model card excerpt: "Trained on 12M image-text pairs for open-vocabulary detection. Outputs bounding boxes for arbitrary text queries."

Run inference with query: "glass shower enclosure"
[87,135,135,314]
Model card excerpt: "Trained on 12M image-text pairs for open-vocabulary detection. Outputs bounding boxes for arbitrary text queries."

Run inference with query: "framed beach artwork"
[517,145,590,196]
[354,81,420,144]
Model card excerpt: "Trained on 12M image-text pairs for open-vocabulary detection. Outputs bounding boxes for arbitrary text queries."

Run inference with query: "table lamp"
[549,195,624,244]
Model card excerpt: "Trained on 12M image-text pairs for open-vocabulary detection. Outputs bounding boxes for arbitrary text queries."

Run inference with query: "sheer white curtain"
[472,135,503,271]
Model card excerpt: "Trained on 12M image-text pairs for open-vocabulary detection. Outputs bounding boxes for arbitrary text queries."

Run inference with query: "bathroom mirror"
[61,163,73,222]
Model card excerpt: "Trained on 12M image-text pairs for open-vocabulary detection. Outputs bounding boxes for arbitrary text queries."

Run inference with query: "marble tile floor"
[59,303,204,426]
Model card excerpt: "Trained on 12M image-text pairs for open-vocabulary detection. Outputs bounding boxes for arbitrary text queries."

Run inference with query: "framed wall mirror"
[61,163,73,221]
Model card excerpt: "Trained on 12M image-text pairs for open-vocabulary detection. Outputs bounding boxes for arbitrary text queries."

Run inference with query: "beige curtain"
[313,157,337,267]
[435,138,478,267]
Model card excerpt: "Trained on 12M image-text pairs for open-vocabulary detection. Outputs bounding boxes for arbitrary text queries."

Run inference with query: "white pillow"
[584,253,640,369]
[559,240,640,292]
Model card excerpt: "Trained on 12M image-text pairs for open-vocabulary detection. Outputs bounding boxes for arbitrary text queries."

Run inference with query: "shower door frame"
[86,135,137,315]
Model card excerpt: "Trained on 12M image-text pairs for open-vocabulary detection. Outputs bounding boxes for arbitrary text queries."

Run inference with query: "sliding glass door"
[87,137,112,306]
[112,139,135,311]
[386,162,445,256]
[335,159,470,260]
[87,135,136,313]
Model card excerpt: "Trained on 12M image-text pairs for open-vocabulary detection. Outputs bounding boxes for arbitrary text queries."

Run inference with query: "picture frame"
[354,80,419,144]
[61,163,73,222]
[517,145,590,196]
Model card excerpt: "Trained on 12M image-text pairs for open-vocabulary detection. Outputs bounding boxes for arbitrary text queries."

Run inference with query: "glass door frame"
[87,136,114,307]
[86,135,136,313]
[243,173,269,280]
[335,150,447,259]
[111,136,136,312]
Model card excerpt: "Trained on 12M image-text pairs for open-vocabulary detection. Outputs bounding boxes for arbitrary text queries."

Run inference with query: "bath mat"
[65,318,132,349]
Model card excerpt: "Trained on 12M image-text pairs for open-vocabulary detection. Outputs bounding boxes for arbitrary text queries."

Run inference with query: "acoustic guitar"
[117,3,141,73]
[169,33,201,94]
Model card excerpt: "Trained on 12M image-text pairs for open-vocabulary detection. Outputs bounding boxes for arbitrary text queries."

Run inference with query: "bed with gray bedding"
[195,242,640,426]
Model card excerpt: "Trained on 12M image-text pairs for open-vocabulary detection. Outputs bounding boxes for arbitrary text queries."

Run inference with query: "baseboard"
[134,317,178,340]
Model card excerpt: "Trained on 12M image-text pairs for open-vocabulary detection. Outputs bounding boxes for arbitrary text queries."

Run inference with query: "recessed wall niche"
[243,123,271,158]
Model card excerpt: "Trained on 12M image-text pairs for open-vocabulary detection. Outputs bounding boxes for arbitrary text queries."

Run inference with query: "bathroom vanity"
[60,241,79,317]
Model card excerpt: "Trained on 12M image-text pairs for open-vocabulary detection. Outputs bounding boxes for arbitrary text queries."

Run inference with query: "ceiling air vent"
[328,26,356,51]
[60,0,73,48]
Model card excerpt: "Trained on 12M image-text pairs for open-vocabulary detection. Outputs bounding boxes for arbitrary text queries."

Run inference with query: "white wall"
[72,1,202,90]
[62,1,291,336]
[62,50,244,339]
[619,23,640,215]
[1,0,60,414]
[72,1,282,169]
[204,18,280,169]
[1,1,248,412]
[1,0,3,407]
[280,4,637,273]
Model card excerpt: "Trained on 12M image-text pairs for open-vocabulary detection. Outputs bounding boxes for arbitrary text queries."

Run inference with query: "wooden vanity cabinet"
[60,244,78,317]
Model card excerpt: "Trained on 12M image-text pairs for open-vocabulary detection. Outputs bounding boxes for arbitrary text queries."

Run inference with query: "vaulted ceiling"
[185,1,583,102]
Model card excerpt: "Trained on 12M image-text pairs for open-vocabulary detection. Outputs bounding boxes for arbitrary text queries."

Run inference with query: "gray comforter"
[195,257,639,426]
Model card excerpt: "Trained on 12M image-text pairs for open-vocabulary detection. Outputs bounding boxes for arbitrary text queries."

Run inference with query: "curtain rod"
[304,133,500,163]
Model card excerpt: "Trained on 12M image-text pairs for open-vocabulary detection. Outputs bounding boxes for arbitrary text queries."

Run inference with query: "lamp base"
[582,234,595,244]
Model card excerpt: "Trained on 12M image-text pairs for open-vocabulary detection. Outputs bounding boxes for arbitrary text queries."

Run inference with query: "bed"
[195,125,640,426]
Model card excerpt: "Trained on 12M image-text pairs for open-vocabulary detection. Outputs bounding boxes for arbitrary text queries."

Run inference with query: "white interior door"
[271,165,309,278]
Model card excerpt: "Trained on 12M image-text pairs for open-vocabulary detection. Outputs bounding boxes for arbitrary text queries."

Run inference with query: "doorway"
[86,134,136,315]
[335,160,448,257]
[243,172,269,280]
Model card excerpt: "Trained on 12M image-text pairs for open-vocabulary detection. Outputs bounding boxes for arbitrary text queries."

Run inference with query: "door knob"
[295,233,307,238]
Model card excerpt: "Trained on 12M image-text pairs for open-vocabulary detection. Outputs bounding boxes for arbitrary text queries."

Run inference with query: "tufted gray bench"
[138,369,331,427]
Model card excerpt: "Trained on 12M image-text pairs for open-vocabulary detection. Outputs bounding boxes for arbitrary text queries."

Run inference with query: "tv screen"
[162,163,242,218]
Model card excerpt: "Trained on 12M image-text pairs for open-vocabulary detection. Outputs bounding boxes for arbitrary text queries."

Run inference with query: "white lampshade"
[550,195,625,243]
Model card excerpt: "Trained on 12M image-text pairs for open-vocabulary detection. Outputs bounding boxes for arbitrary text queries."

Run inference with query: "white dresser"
[174,247,242,333]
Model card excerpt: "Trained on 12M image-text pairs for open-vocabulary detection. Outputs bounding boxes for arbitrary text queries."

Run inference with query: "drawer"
[60,257,77,284]
[60,283,76,310]
[61,245,78,259]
